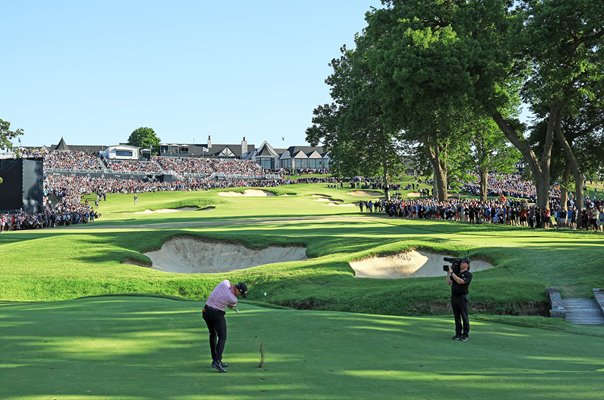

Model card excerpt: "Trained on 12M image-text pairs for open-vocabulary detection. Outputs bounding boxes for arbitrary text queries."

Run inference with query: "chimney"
[241,136,248,156]
[207,135,212,149]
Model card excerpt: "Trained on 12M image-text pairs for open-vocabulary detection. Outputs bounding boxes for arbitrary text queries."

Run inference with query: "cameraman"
[446,258,473,341]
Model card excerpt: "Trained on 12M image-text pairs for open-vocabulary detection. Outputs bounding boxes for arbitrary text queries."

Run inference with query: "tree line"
[306,0,603,212]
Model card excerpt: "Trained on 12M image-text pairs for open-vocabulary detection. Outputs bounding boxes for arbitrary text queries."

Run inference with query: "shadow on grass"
[2,297,603,399]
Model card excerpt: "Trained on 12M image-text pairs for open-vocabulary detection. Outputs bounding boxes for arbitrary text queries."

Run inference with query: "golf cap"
[236,282,248,298]
[461,258,470,264]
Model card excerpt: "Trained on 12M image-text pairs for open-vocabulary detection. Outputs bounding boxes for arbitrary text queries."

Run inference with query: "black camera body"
[442,256,462,274]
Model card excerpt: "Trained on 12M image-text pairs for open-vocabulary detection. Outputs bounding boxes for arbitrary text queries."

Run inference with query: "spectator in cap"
[446,258,473,341]
[202,280,248,372]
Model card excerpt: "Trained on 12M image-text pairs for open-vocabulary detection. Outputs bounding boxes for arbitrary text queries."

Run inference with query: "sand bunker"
[348,190,383,197]
[133,207,201,214]
[313,195,352,206]
[144,237,307,273]
[218,189,275,197]
[349,251,493,279]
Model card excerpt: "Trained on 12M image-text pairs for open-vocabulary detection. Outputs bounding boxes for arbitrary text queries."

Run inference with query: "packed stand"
[462,173,561,200]
[209,159,264,177]
[44,150,105,172]
[103,159,164,174]
[153,156,214,175]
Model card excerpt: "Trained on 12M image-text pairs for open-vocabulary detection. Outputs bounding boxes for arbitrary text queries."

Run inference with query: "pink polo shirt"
[205,280,238,311]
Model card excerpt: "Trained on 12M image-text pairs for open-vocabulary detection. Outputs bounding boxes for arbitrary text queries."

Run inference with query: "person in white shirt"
[202,280,248,372]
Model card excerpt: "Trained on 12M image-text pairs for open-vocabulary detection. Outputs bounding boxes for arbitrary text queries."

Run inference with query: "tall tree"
[306,45,405,196]
[554,99,604,208]
[518,0,604,211]
[127,127,160,155]
[361,0,481,200]
[365,0,601,216]
[0,119,24,151]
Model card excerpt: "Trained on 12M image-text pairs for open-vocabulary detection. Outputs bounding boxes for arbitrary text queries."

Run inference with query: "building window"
[258,157,274,170]
[296,158,309,169]
[309,158,321,169]
[115,150,133,157]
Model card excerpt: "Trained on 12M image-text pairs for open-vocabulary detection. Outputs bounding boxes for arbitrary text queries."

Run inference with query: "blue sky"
[2,1,380,148]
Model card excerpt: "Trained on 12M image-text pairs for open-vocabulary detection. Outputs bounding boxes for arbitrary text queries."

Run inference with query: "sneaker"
[219,361,229,368]
[211,361,227,373]
[452,335,462,340]
[459,335,469,342]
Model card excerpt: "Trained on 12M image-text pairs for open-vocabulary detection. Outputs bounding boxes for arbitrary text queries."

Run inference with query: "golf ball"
[264,292,267,296]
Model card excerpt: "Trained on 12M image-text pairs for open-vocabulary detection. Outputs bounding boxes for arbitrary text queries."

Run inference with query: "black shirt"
[451,270,473,296]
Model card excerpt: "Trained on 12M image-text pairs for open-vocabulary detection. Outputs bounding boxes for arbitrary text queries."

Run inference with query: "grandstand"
[0,137,600,233]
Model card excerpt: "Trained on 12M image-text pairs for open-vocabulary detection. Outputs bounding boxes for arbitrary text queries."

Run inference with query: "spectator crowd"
[351,173,602,231]
[1,150,602,233]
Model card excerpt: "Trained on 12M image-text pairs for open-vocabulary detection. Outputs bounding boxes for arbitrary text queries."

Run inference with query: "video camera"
[442,256,462,274]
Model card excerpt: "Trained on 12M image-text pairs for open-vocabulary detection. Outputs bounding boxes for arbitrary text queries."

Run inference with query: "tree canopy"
[127,127,161,155]
[0,118,24,152]
[309,0,603,212]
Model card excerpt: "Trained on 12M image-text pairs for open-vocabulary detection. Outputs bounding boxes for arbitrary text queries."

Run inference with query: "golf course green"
[1,183,603,399]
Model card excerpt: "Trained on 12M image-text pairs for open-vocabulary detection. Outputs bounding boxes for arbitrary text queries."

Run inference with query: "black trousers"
[202,306,227,362]
[451,294,470,336]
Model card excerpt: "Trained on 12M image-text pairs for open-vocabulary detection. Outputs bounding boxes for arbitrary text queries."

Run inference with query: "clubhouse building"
[16,136,330,172]
[139,136,329,171]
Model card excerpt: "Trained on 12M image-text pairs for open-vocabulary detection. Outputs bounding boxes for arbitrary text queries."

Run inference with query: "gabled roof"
[254,141,279,158]
[284,145,327,158]
[292,150,308,159]
[54,137,70,151]
[160,142,255,158]
[206,144,255,158]
[218,147,236,157]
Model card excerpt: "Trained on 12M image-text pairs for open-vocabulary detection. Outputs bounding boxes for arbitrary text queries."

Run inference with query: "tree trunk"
[492,105,560,226]
[479,169,488,202]
[427,144,448,201]
[560,165,570,210]
[555,122,583,210]
[381,153,390,200]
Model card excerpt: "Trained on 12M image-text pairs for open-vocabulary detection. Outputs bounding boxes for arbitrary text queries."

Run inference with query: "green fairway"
[1,296,603,400]
[1,185,602,313]
[1,184,603,399]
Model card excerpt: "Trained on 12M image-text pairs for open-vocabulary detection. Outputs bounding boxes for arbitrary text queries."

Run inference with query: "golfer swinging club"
[202,280,248,373]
